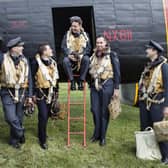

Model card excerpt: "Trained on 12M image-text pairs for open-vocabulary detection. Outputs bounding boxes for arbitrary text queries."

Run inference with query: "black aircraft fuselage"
[0,0,167,83]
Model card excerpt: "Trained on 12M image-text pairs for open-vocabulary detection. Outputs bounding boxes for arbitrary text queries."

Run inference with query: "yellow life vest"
[143,68,164,93]
[66,29,88,54]
[138,57,167,110]
[35,55,59,88]
[139,58,166,97]
[0,52,29,88]
[89,49,113,80]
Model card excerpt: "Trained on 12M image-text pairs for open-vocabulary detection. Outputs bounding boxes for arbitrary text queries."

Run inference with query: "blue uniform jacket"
[161,63,168,107]
[110,51,120,89]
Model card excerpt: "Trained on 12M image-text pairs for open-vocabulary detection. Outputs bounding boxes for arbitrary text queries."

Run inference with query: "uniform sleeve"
[111,52,121,89]
[162,63,168,106]
[61,33,70,57]
[27,58,33,97]
[0,52,4,69]
[83,33,91,56]
[30,57,39,95]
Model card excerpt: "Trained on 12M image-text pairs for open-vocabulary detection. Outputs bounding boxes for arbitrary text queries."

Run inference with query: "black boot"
[11,143,21,149]
[78,80,84,90]
[20,135,25,144]
[161,157,168,165]
[99,138,106,146]
[40,142,48,150]
[90,136,100,143]
[71,80,76,90]
[9,141,21,149]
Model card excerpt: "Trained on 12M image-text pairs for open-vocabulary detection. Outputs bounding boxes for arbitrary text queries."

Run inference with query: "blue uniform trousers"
[37,98,50,144]
[90,79,114,140]
[63,56,90,81]
[0,88,25,145]
[139,98,168,159]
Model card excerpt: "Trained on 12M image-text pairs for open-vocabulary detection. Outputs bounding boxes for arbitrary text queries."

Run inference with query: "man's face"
[43,45,53,57]
[96,37,107,51]
[11,45,24,55]
[71,21,81,34]
[145,47,157,59]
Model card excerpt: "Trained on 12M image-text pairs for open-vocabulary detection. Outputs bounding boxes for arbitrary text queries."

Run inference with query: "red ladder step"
[70,117,84,121]
[70,102,84,105]
[69,132,84,135]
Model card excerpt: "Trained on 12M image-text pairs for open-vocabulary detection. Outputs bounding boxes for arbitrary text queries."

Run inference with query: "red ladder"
[67,75,86,147]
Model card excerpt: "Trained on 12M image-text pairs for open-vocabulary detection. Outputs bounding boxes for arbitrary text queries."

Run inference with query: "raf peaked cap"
[145,40,164,52]
[70,16,82,24]
[7,37,24,49]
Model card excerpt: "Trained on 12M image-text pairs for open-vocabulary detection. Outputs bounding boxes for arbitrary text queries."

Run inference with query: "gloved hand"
[32,95,37,104]
[24,97,35,117]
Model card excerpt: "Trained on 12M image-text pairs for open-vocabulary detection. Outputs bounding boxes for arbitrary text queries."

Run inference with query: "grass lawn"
[0,83,166,168]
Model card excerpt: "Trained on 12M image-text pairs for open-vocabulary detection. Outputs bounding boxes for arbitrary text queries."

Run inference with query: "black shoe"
[40,143,48,150]
[90,136,99,143]
[71,80,76,90]
[78,80,84,90]
[161,157,168,165]
[20,135,25,144]
[10,142,21,149]
[99,139,106,146]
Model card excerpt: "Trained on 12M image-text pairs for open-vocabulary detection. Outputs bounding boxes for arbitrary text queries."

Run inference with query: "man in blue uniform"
[61,16,91,90]
[0,37,33,149]
[31,43,59,150]
[89,35,120,146]
[138,40,168,164]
